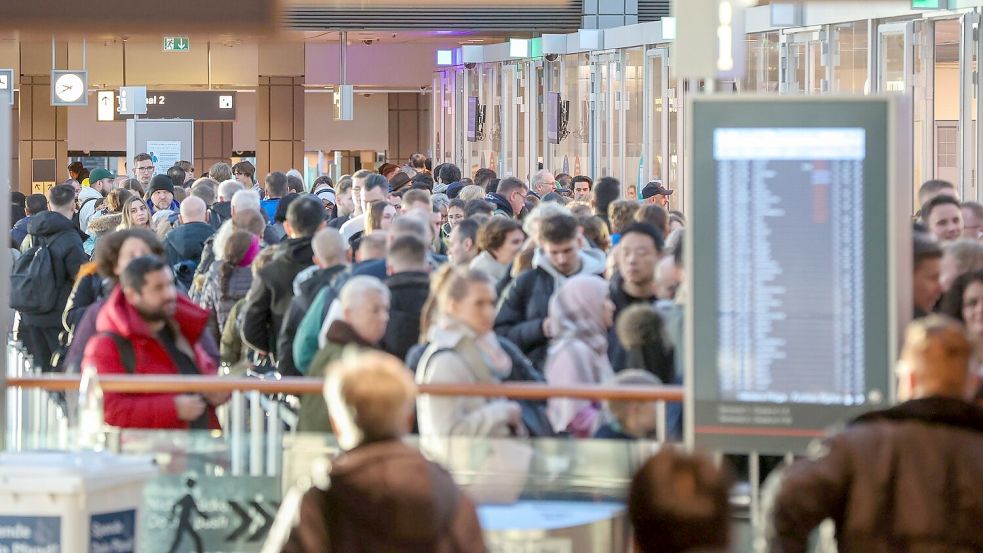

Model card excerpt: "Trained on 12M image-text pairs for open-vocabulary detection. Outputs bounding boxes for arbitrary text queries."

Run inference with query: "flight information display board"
[686,98,900,454]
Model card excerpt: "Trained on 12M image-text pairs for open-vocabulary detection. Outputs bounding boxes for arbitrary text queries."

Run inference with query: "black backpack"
[72,197,104,230]
[10,236,59,314]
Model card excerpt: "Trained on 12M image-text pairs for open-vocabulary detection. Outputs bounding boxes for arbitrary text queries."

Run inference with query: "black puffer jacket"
[276,264,347,376]
[164,221,215,267]
[20,212,88,327]
[494,248,606,369]
[381,271,431,362]
[768,397,983,553]
[241,236,314,355]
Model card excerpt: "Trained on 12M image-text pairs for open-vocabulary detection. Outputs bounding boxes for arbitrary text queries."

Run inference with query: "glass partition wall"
[441,8,983,210]
[546,53,591,178]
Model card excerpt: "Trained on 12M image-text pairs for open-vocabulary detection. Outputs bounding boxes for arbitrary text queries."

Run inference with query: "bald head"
[312,227,347,268]
[180,196,207,224]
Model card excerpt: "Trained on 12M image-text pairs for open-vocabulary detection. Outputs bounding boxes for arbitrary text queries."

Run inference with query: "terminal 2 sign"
[111,91,236,121]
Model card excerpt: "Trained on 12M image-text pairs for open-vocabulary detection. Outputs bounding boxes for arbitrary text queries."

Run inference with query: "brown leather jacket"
[281,440,486,553]
[768,397,983,553]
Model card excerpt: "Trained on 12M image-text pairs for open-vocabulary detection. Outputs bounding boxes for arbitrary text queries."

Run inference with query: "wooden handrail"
[5,375,685,402]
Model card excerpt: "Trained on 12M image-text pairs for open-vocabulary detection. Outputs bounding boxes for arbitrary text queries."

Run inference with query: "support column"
[256,76,304,176]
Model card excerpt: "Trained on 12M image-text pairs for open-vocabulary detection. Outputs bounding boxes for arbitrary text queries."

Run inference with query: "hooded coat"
[241,236,315,355]
[20,211,88,327]
[281,440,486,553]
[82,212,123,256]
[164,221,215,267]
[76,186,104,232]
[381,271,432,363]
[494,247,606,369]
[82,287,219,429]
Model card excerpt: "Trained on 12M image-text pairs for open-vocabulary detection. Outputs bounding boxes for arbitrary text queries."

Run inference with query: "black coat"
[164,221,215,267]
[381,271,431,362]
[494,267,556,370]
[241,237,315,355]
[607,273,675,382]
[276,264,347,376]
[21,212,88,327]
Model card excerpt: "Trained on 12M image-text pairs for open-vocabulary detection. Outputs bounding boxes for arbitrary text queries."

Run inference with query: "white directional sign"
[97,90,115,121]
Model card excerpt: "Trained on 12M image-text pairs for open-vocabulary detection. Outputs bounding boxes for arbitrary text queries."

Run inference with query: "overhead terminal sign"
[115,91,236,121]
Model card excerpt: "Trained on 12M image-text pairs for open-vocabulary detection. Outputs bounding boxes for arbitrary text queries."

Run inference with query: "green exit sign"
[163,36,190,52]
[911,0,946,8]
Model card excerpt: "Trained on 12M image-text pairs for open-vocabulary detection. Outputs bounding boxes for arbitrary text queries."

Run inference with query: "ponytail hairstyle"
[220,230,256,294]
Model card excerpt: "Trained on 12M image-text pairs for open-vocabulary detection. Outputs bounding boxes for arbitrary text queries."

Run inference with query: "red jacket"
[82,287,220,429]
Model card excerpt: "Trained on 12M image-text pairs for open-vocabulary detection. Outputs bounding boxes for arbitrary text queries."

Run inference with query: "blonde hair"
[323,351,416,449]
[419,264,493,341]
[900,315,973,398]
[943,239,983,275]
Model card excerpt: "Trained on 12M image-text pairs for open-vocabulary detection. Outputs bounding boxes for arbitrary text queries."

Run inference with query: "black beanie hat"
[149,174,175,195]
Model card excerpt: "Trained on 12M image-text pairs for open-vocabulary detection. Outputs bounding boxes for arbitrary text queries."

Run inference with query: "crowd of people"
[7,156,983,551]
[10,156,684,439]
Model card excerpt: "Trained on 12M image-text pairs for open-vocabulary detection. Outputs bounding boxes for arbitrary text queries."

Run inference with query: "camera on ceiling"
[464,62,477,69]
[545,53,559,62]
[362,39,375,45]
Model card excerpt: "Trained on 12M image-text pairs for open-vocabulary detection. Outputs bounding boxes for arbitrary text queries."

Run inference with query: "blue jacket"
[11,215,30,248]
[147,199,180,215]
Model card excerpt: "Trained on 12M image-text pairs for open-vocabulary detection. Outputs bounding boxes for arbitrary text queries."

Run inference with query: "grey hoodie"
[531,245,607,291]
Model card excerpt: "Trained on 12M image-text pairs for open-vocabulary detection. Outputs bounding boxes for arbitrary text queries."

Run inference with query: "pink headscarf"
[548,274,611,354]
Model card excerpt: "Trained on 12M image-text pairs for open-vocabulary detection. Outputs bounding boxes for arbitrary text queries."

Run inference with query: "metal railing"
[4,340,683,475]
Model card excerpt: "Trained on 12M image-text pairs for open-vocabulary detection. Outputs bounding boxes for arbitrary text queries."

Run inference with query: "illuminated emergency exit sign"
[163,36,190,52]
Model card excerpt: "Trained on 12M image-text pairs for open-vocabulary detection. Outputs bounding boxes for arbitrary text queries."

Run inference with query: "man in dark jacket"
[767,315,983,553]
[381,235,432,362]
[495,213,606,369]
[11,193,47,249]
[19,184,87,371]
[276,227,348,376]
[609,223,664,374]
[147,174,181,215]
[164,196,215,269]
[241,197,324,356]
[486,177,528,219]
[278,351,485,553]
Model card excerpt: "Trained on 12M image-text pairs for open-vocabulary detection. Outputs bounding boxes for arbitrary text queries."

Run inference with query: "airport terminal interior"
[0,0,982,552]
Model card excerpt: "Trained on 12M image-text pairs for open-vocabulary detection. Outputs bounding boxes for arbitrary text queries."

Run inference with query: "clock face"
[55,73,85,103]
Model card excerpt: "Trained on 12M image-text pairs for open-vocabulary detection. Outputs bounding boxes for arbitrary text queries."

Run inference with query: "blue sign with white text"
[0,515,60,553]
[91,509,137,553]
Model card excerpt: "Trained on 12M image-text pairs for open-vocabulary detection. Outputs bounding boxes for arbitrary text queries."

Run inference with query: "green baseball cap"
[89,168,115,182]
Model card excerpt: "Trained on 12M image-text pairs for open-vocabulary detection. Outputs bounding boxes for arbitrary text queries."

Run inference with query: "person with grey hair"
[530,169,557,199]
[211,178,243,226]
[296,276,391,431]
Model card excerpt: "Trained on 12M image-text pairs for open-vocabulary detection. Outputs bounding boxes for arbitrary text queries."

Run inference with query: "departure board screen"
[687,99,898,454]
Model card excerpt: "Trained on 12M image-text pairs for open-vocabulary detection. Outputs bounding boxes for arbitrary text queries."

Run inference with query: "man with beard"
[82,256,226,429]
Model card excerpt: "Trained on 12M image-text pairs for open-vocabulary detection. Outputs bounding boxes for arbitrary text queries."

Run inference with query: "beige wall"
[305,92,390,152]
[935,62,959,122]
[305,43,440,87]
